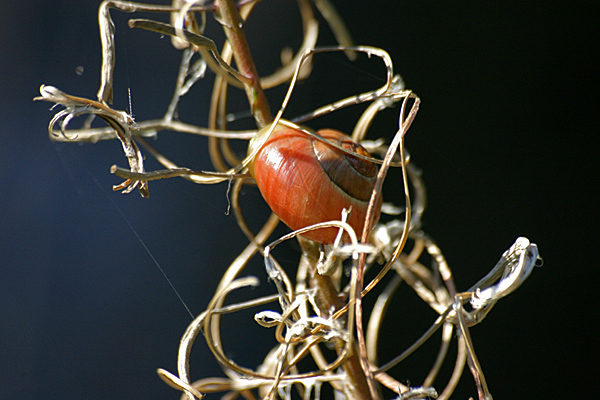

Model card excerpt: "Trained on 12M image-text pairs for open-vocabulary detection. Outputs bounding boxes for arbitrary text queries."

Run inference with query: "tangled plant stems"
[35,1,543,399]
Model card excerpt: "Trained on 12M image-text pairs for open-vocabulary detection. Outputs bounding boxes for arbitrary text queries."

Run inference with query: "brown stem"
[214,0,273,128]
[214,1,371,397]
[299,237,374,400]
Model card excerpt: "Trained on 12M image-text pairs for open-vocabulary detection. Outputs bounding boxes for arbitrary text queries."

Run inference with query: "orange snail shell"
[248,123,382,245]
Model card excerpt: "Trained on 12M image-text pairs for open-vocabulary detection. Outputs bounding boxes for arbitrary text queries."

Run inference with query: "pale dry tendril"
[35,1,542,399]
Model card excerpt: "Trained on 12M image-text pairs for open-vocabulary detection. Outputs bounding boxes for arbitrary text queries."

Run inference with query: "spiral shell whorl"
[249,124,381,244]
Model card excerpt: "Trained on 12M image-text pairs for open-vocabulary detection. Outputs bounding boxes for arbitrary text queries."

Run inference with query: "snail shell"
[248,123,382,244]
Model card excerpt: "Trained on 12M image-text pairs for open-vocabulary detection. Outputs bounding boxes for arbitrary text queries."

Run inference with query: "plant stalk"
[299,237,374,400]
[215,1,372,397]
[214,0,273,128]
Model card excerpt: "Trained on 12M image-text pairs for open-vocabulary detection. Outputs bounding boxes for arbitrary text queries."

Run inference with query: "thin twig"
[214,0,273,128]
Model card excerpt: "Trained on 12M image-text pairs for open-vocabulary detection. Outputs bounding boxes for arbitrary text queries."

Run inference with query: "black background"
[1,1,597,399]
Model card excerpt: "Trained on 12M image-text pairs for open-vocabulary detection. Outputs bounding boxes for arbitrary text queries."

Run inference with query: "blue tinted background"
[1,1,596,399]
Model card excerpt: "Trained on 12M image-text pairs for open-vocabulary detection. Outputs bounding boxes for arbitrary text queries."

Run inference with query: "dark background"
[1,1,597,399]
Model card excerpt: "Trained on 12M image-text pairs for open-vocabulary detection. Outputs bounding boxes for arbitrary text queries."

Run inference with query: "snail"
[247,121,382,244]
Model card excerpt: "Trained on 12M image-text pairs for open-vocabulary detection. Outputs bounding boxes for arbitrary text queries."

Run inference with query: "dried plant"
[35,1,542,399]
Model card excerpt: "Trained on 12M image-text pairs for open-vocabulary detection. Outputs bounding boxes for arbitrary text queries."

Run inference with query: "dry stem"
[214,0,272,127]
[299,237,373,400]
